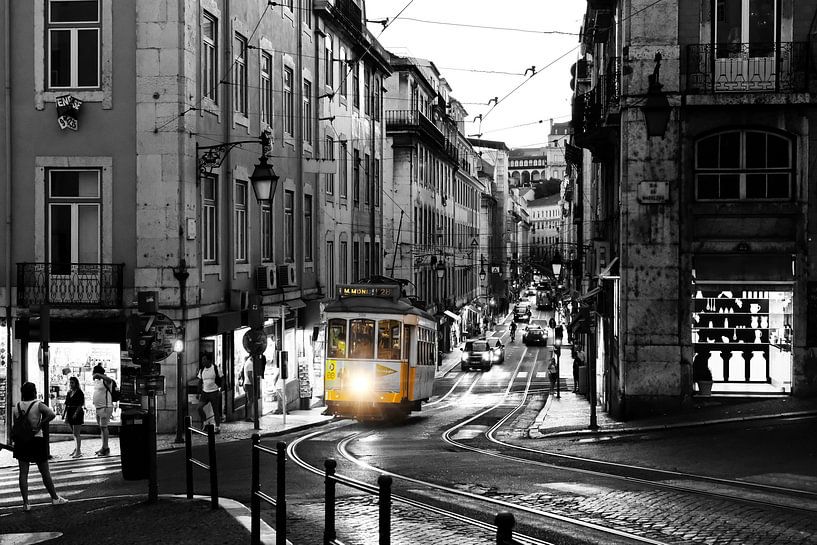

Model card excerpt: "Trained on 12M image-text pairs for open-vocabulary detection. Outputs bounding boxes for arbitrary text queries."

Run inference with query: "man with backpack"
[92,365,117,456]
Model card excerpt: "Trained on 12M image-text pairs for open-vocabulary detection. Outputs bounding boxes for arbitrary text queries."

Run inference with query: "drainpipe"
[4,0,14,437]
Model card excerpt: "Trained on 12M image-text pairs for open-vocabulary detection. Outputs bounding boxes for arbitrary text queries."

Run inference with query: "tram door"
[404,325,414,399]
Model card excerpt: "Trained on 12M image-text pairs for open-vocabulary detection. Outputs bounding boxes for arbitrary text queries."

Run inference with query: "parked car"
[461,339,502,371]
[522,324,548,346]
[513,303,532,322]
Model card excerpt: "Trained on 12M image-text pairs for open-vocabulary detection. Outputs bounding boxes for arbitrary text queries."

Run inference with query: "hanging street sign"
[243,328,268,356]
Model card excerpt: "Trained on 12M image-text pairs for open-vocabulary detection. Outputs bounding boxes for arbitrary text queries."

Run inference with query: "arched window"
[695,130,793,200]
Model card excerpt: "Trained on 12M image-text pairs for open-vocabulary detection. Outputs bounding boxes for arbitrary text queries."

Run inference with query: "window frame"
[303,78,312,144]
[694,129,794,201]
[202,175,219,264]
[261,203,273,262]
[353,149,360,207]
[325,136,335,195]
[284,189,294,261]
[326,240,335,296]
[260,50,273,127]
[339,240,348,284]
[324,33,334,88]
[339,141,348,198]
[46,168,102,267]
[234,180,248,263]
[233,33,248,116]
[201,10,218,103]
[304,194,313,262]
[46,0,101,90]
[283,66,294,137]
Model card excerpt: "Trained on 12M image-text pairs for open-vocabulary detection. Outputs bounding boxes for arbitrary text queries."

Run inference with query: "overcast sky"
[365,1,586,149]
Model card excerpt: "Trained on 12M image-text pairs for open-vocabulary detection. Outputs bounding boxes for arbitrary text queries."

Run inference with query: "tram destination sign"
[338,284,399,300]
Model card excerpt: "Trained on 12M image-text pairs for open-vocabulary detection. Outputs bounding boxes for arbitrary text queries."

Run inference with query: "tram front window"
[327,319,348,358]
[378,320,401,360]
[349,319,375,359]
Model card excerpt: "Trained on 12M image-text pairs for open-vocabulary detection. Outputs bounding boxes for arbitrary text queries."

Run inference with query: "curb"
[167,494,286,545]
[534,409,817,439]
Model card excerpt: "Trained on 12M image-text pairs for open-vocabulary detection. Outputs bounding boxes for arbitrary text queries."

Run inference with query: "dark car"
[461,339,502,371]
[522,324,548,346]
[513,303,532,322]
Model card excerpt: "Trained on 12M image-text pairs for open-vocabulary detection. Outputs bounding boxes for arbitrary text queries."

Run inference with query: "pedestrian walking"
[91,365,115,456]
[271,360,286,415]
[547,356,558,393]
[64,377,85,458]
[12,381,68,511]
[573,345,586,393]
[548,317,556,330]
[196,353,223,433]
[241,354,257,422]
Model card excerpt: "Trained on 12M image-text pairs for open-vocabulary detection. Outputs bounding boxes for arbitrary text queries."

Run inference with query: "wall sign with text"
[637,181,669,204]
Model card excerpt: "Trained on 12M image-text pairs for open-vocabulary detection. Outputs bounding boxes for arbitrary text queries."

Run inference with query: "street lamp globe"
[249,155,280,203]
[479,268,486,282]
[554,337,562,350]
[436,261,445,279]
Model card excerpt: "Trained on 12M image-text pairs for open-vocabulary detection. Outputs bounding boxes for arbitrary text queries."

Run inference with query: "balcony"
[386,109,445,148]
[314,0,362,35]
[17,263,125,308]
[686,42,808,94]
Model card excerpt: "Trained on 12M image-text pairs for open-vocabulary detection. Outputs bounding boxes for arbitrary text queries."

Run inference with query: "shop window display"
[692,288,792,393]
[27,342,122,422]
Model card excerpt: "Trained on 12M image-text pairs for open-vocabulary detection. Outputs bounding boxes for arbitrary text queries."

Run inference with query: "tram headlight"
[461,352,469,362]
[349,372,373,395]
[481,351,491,361]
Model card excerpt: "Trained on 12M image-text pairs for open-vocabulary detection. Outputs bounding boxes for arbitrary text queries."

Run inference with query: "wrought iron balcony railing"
[686,42,808,93]
[17,262,125,308]
[385,109,445,148]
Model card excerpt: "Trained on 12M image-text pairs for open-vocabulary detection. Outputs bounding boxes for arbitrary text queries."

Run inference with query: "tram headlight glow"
[461,352,469,362]
[349,372,373,395]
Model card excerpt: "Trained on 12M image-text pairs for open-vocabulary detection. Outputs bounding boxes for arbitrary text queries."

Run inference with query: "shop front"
[1,319,8,442]
[692,254,793,394]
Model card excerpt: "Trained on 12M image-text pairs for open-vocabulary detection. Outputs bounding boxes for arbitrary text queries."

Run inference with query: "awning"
[201,310,243,337]
[578,286,601,302]
[567,307,593,334]
[285,299,307,310]
[444,310,461,322]
[599,257,619,280]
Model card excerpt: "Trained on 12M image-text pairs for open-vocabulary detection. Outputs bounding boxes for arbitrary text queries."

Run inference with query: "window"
[695,130,793,200]
[364,153,370,205]
[364,65,371,116]
[48,0,100,89]
[327,318,347,358]
[377,320,401,360]
[372,76,381,121]
[201,11,217,102]
[260,51,272,126]
[284,190,294,261]
[302,0,312,27]
[353,241,360,281]
[340,49,348,99]
[326,241,335,295]
[234,33,248,116]
[47,169,101,272]
[349,319,374,359]
[374,158,380,207]
[339,141,348,198]
[352,61,359,109]
[304,194,313,261]
[303,79,312,143]
[283,66,294,136]
[261,204,272,262]
[374,242,380,275]
[364,241,370,277]
[325,136,335,195]
[353,149,360,206]
[234,181,248,262]
[340,241,348,283]
[324,34,334,88]
[202,176,218,263]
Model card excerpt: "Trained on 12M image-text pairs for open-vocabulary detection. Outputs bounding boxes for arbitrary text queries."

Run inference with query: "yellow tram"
[323,283,437,420]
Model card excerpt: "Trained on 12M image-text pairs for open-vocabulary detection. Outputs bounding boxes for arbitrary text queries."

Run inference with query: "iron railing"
[385,109,446,148]
[686,42,809,93]
[184,415,219,509]
[17,262,124,308]
[251,435,286,545]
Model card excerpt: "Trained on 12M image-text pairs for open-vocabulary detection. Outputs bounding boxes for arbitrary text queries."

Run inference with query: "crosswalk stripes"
[0,455,121,508]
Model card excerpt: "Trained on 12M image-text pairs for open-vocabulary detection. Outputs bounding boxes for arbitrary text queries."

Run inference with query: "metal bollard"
[378,475,392,545]
[276,441,287,545]
[184,415,193,499]
[251,434,261,545]
[495,512,515,545]
[206,423,219,509]
[324,459,337,545]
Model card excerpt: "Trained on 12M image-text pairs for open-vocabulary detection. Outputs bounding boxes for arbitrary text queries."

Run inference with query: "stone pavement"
[0,495,275,545]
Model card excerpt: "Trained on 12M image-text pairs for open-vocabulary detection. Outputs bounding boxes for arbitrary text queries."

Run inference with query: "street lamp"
[551,252,563,279]
[553,336,562,399]
[641,52,671,138]
[479,267,486,282]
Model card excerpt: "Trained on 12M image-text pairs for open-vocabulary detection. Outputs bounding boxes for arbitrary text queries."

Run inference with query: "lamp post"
[553,336,562,399]
[641,52,671,138]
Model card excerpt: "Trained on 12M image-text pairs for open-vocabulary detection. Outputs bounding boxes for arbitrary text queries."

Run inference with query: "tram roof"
[324,296,434,321]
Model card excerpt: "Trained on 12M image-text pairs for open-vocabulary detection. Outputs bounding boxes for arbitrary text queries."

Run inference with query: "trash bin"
[578,365,588,396]
[120,408,150,480]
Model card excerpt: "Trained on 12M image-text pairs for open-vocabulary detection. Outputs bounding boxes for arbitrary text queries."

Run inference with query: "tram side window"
[377,320,401,360]
[327,319,347,358]
[349,319,375,359]
[404,325,413,362]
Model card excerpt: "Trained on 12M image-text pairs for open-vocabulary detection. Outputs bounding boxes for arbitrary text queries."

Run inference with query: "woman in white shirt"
[13,381,68,511]
[196,354,223,433]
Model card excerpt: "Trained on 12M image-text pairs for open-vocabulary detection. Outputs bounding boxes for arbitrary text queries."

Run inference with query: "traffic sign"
[127,313,180,363]
[470,237,478,247]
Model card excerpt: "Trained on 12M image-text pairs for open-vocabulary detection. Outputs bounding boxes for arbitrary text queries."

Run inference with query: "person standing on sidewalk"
[196,354,223,433]
[547,356,558,393]
[13,381,68,511]
[241,354,256,422]
[64,377,85,458]
[92,365,115,456]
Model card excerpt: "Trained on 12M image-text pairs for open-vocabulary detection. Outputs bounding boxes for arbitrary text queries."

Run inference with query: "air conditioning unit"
[255,265,278,291]
[230,289,249,310]
[277,263,298,287]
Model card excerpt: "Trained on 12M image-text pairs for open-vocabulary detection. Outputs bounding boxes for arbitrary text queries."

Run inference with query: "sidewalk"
[0,494,277,545]
[1,405,335,468]
[533,383,817,438]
